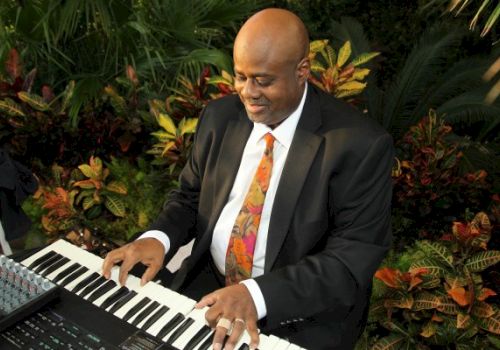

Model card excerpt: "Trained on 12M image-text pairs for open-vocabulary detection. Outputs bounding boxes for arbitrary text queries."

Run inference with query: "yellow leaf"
[420,321,437,337]
[352,68,371,81]
[337,81,367,91]
[309,39,329,54]
[161,141,176,157]
[157,113,177,136]
[179,118,198,135]
[337,41,352,68]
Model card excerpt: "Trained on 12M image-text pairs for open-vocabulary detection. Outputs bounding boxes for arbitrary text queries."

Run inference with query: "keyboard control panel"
[0,254,60,332]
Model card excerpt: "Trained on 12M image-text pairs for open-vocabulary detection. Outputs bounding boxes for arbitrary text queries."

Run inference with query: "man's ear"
[296,57,310,83]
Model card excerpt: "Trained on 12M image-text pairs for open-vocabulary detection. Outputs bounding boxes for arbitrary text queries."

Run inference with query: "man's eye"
[255,78,272,86]
[235,75,246,82]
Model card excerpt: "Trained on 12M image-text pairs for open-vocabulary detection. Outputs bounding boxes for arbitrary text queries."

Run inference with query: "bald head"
[232,8,310,127]
[234,8,309,67]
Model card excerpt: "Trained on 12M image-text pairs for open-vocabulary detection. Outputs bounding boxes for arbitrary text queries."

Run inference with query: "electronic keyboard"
[0,239,305,350]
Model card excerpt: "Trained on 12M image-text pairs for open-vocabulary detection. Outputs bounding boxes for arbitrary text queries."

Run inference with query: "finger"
[212,324,230,350]
[118,253,139,286]
[196,293,217,309]
[224,318,245,350]
[102,249,124,279]
[246,321,260,350]
[140,263,161,286]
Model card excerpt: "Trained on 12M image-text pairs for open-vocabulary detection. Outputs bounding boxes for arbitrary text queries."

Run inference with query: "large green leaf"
[417,240,453,268]
[410,258,445,276]
[105,194,126,217]
[464,251,500,272]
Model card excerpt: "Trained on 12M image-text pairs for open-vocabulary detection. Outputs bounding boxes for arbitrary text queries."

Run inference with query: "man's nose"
[240,79,260,100]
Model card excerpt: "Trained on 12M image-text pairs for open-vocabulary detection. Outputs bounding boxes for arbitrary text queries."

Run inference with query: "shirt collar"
[251,83,308,149]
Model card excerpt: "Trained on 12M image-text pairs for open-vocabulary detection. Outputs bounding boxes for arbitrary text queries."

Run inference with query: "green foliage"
[369,212,500,349]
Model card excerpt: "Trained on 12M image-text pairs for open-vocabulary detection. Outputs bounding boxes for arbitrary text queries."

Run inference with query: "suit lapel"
[265,86,323,272]
[206,110,253,240]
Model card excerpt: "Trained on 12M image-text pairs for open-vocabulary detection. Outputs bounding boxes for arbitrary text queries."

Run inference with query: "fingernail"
[213,343,222,350]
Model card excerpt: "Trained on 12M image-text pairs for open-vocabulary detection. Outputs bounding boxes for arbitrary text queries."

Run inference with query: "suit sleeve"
[255,132,394,327]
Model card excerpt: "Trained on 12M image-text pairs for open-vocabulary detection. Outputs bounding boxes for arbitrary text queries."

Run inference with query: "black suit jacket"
[148,84,393,349]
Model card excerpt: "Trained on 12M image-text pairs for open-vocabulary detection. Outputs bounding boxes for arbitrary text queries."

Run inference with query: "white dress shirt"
[139,84,308,319]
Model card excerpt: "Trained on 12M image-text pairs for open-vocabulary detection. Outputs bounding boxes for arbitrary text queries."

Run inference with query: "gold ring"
[216,317,232,330]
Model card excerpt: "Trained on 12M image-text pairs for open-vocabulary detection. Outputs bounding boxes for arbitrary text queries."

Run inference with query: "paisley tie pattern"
[225,133,275,285]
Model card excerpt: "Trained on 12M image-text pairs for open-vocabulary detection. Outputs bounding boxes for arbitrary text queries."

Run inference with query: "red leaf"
[477,288,497,301]
[375,267,401,288]
[42,85,55,102]
[448,287,470,306]
[6,48,21,80]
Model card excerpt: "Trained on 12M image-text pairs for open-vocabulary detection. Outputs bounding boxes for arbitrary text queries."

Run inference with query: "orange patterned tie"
[225,133,275,285]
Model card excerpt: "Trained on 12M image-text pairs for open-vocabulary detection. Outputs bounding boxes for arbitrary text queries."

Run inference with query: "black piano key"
[166,317,195,344]
[59,266,89,287]
[41,256,70,276]
[33,253,63,273]
[130,301,160,326]
[79,276,107,298]
[184,325,212,350]
[86,279,117,302]
[238,344,250,350]
[108,290,138,314]
[122,297,152,322]
[197,334,213,350]
[27,250,57,270]
[100,286,130,310]
[141,305,169,331]
[52,262,81,283]
[156,313,185,340]
[71,272,100,294]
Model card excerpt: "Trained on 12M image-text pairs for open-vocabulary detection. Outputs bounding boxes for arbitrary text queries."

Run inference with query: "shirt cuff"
[240,279,267,320]
[137,230,171,255]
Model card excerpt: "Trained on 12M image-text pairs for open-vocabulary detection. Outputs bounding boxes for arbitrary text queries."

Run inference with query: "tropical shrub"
[308,39,379,101]
[392,110,492,246]
[370,212,500,349]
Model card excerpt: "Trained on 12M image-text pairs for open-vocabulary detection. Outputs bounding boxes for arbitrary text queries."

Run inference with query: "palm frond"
[382,24,463,136]
[329,17,372,59]
[410,57,494,123]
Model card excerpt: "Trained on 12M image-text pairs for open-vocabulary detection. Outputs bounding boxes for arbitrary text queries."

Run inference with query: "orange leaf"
[448,287,470,307]
[409,276,423,290]
[6,48,21,80]
[375,267,401,288]
[477,288,497,301]
[431,313,443,322]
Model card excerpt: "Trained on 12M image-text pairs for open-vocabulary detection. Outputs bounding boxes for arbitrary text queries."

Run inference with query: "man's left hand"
[196,284,259,350]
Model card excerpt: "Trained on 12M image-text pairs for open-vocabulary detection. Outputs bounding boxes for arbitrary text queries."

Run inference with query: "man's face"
[233,42,308,127]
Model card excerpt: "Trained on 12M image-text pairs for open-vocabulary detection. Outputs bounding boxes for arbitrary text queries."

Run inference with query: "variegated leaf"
[337,81,367,92]
[104,86,127,114]
[82,196,97,210]
[337,41,351,68]
[0,98,25,116]
[309,39,329,54]
[371,334,406,350]
[457,313,472,329]
[437,296,460,315]
[410,258,445,277]
[335,88,365,99]
[78,164,97,179]
[417,240,453,267]
[464,251,500,272]
[106,181,127,195]
[352,68,370,80]
[413,291,441,311]
[351,52,380,66]
[472,301,495,318]
[17,91,50,111]
[105,194,126,217]
[479,312,500,335]
[420,321,437,337]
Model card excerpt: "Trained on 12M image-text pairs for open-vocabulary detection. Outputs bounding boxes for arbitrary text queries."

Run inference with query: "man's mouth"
[246,103,267,114]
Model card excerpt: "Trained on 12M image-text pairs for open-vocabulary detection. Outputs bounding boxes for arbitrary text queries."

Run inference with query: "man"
[103,8,393,350]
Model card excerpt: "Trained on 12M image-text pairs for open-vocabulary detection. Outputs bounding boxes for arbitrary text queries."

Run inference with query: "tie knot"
[264,133,275,150]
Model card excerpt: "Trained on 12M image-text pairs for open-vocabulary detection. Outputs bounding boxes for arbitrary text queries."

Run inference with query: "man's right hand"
[102,238,165,286]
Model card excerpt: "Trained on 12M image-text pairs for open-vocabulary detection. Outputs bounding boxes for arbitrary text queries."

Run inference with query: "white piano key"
[284,344,301,350]
[270,337,290,350]
[64,269,98,291]
[144,308,181,337]
[171,319,206,349]
[113,293,149,319]
[233,331,251,350]
[258,334,277,350]
[92,283,123,306]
